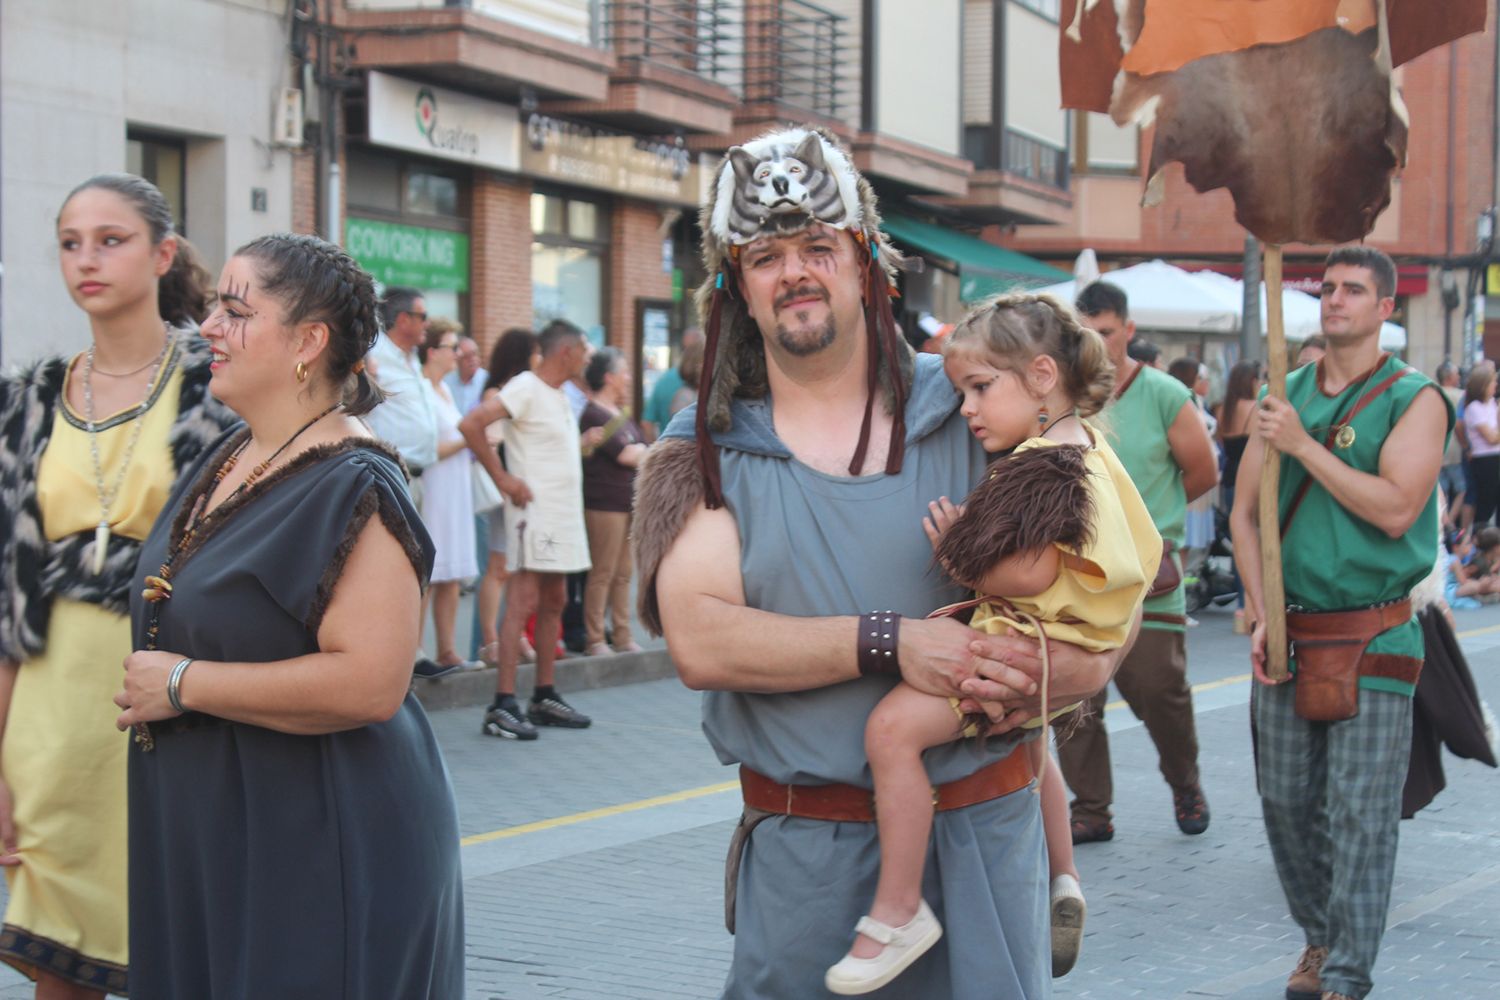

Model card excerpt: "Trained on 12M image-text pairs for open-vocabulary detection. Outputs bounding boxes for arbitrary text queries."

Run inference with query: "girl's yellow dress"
[0,360,182,995]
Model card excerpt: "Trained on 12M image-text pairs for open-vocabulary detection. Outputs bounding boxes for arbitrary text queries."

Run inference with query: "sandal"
[824,901,942,995]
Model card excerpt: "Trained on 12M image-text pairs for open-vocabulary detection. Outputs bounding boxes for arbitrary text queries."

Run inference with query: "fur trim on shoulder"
[631,437,705,637]
[307,480,430,634]
[936,445,1095,592]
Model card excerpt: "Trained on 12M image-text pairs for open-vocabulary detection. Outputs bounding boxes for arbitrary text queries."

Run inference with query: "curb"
[411,648,679,711]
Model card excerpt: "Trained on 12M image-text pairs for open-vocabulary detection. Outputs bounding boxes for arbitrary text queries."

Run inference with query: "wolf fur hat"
[693,125,915,507]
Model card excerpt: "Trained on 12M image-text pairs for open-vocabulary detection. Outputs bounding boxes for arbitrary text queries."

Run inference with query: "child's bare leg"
[853,682,967,959]
[1034,743,1078,880]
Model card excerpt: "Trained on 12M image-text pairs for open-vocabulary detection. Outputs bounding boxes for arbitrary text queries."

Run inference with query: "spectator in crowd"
[1127,337,1163,369]
[366,287,438,485]
[459,319,596,740]
[1217,359,1264,633]
[1436,361,1465,531]
[579,347,648,656]
[1170,358,1219,590]
[475,328,542,666]
[642,327,704,440]
[668,336,705,419]
[365,288,451,678]
[1296,334,1328,368]
[1455,359,1495,537]
[1061,281,1218,845]
[419,323,480,674]
[1463,364,1500,527]
[444,333,487,415]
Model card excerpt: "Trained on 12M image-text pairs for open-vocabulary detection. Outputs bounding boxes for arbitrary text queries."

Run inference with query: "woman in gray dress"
[113,233,464,999]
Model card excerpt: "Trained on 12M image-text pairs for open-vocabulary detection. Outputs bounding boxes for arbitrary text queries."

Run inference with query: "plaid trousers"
[1253,682,1413,1000]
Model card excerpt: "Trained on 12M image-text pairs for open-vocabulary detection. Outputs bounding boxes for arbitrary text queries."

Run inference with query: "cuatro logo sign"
[413,86,480,158]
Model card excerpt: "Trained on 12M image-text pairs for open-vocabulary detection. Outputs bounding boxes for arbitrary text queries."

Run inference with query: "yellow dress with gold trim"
[0,360,182,995]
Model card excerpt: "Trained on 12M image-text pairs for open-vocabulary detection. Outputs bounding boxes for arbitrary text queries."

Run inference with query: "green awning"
[881,213,1072,302]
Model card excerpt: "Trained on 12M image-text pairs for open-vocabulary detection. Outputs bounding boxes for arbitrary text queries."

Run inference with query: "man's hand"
[1249,620,1290,685]
[501,473,533,508]
[956,628,1119,733]
[921,497,965,553]
[895,616,988,698]
[1254,396,1314,459]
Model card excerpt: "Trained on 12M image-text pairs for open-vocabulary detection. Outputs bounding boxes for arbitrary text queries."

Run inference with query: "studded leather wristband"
[857,611,902,677]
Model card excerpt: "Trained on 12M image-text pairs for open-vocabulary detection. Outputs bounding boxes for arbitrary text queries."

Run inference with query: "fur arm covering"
[936,445,1095,593]
[631,437,706,637]
[0,333,238,662]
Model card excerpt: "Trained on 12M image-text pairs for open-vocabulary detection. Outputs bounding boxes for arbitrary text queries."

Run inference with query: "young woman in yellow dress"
[0,174,234,998]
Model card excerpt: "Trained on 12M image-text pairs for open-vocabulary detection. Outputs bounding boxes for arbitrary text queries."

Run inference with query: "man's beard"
[774,315,838,357]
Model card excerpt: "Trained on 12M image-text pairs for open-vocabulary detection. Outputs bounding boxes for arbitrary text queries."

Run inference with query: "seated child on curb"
[824,295,1163,996]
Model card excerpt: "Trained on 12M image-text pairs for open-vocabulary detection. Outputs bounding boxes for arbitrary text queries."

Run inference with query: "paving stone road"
[3,601,1497,998]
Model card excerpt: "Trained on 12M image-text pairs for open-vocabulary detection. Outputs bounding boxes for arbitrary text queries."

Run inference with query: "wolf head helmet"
[694,126,914,507]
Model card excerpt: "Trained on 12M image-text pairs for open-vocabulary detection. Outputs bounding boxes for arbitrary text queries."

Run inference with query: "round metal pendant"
[1334,424,1357,449]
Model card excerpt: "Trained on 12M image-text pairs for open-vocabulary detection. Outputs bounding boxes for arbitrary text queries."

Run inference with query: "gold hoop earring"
[295,361,309,383]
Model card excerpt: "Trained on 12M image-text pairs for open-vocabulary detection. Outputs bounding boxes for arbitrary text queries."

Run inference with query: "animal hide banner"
[1060,0,1488,245]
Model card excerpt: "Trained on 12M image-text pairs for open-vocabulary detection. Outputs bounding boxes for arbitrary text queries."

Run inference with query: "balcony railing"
[600,1,733,80]
[741,0,845,121]
[1002,129,1069,190]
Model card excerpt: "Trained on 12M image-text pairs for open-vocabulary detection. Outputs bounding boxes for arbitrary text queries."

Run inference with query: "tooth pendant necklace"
[82,328,172,575]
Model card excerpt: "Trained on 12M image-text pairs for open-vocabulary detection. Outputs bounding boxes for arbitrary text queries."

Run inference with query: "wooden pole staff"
[1259,244,1289,680]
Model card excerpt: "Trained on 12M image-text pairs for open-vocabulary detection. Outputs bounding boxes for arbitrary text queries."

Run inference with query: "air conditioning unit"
[274,88,305,147]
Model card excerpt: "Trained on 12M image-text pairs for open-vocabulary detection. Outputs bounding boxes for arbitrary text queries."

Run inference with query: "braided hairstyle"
[945,294,1115,418]
[59,173,213,325]
[234,233,386,416]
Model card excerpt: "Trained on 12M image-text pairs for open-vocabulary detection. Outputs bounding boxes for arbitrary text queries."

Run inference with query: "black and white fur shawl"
[0,330,238,663]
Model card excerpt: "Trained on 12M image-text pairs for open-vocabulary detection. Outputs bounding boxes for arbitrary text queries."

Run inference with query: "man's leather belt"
[1286,597,1412,643]
[739,747,1033,824]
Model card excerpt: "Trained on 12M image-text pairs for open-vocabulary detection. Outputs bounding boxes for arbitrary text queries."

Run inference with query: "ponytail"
[157,235,213,326]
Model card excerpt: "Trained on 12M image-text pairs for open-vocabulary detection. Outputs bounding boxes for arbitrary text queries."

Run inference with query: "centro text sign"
[346,218,469,292]
[366,71,520,171]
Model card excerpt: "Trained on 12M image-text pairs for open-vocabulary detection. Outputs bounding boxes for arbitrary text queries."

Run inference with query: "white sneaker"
[825,900,943,996]
[1050,873,1087,977]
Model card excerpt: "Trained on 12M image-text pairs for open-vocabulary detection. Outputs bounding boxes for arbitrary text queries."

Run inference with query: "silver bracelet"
[166,657,194,714]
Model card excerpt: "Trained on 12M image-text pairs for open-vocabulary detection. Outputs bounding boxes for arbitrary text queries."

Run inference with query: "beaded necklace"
[133,402,343,750]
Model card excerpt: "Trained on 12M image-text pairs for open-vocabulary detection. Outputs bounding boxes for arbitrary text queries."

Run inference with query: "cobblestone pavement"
[2,603,1497,998]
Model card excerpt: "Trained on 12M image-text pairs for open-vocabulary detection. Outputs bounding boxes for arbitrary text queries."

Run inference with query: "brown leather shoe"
[1286,945,1327,1000]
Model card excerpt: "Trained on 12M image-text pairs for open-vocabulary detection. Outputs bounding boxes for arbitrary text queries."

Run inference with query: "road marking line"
[460,780,737,847]
[1456,621,1500,638]
[1106,672,1251,714]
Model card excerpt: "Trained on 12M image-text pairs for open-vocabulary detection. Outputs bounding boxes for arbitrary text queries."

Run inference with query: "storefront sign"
[366,71,520,171]
[1203,261,1429,297]
[346,217,469,292]
[521,113,707,206]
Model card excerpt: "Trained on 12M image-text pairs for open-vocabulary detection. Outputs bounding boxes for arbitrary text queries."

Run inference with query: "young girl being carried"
[825,295,1163,995]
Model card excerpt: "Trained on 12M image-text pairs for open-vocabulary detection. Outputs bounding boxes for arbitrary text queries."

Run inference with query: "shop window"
[406,171,459,217]
[531,191,609,345]
[347,147,465,223]
[126,131,186,235]
[347,148,401,214]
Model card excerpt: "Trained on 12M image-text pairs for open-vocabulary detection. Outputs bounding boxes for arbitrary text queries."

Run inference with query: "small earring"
[1038,407,1049,428]
[295,361,308,383]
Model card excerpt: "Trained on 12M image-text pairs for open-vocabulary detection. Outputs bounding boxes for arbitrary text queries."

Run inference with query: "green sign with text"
[345,217,469,291]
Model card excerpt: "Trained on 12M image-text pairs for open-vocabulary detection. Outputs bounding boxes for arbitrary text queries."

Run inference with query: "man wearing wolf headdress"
[631,126,1132,998]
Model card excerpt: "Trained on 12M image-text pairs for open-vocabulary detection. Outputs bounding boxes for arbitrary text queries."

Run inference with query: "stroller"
[1184,505,1240,613]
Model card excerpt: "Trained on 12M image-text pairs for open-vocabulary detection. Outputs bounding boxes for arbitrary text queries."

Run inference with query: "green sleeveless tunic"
[1274,355,1452,696]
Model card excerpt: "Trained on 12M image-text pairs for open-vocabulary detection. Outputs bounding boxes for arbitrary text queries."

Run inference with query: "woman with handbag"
[419,321,480,671]
[114,233,464,998]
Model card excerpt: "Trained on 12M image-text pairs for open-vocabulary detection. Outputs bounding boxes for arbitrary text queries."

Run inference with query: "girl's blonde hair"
[944,294,1115,417]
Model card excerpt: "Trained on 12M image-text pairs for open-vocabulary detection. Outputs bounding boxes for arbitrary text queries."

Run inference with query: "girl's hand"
[922,497,966,553]
[115,650,187,731]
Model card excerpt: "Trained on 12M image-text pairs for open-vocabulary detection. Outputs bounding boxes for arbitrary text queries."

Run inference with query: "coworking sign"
[345,218,469,292]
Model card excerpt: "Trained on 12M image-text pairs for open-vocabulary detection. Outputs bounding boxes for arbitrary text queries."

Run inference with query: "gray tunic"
[663,353,1049,999]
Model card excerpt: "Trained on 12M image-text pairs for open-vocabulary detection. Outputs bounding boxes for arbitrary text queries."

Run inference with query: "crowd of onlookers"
[362,286,705,679]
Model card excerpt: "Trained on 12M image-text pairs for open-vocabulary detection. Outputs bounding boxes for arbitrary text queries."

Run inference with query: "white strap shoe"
[1050,872,1087,977]
[825,900,943,996]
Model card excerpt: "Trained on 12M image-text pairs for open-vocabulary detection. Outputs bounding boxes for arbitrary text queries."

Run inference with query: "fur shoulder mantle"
[0,331,238,662]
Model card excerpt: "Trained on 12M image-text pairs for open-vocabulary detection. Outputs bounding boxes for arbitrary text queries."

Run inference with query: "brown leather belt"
[739,747,1033,824]
[1286,597,1412,642]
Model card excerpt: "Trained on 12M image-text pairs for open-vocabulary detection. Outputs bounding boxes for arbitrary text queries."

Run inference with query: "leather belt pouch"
[1286,598,1412,722]
[1147,539,1180,598]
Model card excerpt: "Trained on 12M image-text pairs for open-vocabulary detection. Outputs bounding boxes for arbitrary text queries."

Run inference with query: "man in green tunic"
[1057,282,1219,843]
[1230,246,1451,1000]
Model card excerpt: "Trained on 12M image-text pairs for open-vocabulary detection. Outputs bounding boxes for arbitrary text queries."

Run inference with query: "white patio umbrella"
[1035,259,1241,333]
[1189,270,1407,350]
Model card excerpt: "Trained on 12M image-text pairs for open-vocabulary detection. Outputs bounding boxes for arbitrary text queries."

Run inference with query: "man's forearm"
[665,598,857,693]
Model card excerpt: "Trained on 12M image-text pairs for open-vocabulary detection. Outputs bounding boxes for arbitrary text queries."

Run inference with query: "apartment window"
[126,131,187,235]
